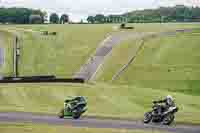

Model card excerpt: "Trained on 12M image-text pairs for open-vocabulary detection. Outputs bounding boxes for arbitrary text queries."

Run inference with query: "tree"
[42,11,48,23]
[175,5,187,22]
[94,14,105,23]
[0,7,45,24]
[191,7,200,21]
[87,16,95,23]
[50,13,59,24]
[60,14,69,24]
[29,15,42,24]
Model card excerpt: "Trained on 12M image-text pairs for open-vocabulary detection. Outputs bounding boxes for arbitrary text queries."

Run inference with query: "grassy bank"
[0,31,14,76]
[96,29,200,95]
[0,23,199,77]
[0,24,115,77]
[0,24,199,126]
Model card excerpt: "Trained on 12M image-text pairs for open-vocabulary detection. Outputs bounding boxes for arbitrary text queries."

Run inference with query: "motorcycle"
[143,101,178,125]
[58,96,87,119]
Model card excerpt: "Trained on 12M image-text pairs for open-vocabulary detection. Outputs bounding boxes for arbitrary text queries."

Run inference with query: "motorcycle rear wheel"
[162,114,175,125]
[58,108,64,118]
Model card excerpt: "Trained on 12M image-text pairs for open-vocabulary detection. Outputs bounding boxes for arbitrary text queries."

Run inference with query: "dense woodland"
[0,7,68,24]
[87,5,200,23]
[126,5,200,23]
[0,5,200,24]
[0,7,46,24]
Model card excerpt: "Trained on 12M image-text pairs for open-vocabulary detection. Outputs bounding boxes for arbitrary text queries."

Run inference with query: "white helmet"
[166,95,173,100]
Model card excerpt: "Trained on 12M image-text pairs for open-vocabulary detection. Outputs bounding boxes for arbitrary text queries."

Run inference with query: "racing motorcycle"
[143,101,178,125]
[58,96,87,119]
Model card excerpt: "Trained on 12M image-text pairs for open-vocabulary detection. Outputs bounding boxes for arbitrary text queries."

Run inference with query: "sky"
[0,0,200,21]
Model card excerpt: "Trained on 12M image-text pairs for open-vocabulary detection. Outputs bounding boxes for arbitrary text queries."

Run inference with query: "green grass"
[118,38,200,79]
[17,24,114,77]
[116,33,200,93]
[120,23,200,32]
[0,23,200,125]
[0,83,199,124]
[0,31,14,76]
[12,23,200,33]
[96,29,200,96]
[0,123,166,133]
[0,23,200,77]
[95,38,143,81]
[0,24,115,77]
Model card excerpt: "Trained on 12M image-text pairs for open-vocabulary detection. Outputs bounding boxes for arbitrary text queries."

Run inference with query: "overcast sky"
[0,0,199,21]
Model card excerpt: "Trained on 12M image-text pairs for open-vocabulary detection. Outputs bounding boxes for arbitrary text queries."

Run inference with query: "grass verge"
[0,24,115,77]
[0,31,14,76]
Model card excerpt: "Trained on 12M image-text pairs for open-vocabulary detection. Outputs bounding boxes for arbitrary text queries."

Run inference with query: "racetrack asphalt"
[0,112,200,133]
[73,31,147,81]
[73,28,195,82]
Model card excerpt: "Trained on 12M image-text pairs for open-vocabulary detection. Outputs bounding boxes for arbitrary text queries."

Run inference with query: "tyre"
[58,108,64,118]
[143,112,152,124]
[72,112,81,119]
[72,107,82,119]
[162,114,175,125]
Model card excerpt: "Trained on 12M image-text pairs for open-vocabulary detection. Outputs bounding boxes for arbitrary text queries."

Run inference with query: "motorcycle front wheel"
[72,112,81,119]
[162,114,175,125]
[143,112,152,124]
[72,107,82,119]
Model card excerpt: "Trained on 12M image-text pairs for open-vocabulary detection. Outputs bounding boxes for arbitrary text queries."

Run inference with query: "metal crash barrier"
[0,76,84,83]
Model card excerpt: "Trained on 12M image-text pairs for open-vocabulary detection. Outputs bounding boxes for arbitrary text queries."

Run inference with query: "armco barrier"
[3,75,56,80]
[0,77,84,83]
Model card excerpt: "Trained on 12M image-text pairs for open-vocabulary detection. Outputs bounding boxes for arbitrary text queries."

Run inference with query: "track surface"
[73,31,147,81]
[73,29,194,81]
[0,112,200,133]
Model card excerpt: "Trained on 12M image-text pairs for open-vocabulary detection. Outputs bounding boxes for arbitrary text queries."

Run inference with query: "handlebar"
[153,101,157,104]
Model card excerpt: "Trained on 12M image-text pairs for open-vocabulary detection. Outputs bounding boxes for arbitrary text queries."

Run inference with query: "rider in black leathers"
[153,95,175,114]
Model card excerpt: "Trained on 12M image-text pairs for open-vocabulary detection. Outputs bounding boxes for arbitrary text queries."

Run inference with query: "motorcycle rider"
[153,95,175,113]
[65,97,78,112]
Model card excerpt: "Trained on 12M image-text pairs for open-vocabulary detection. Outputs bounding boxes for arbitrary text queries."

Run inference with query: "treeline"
[49,13,69,24]
[87,5,200,23]
[126,5,200,23]
[87,14,127,24]
[1,5,200,24]
[0,7,46,24]
[0,7,69,24]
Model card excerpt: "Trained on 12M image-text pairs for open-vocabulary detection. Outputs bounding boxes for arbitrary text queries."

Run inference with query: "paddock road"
[0,112,200,133]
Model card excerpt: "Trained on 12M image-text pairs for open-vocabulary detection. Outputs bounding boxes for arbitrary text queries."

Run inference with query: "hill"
[0,24,114,77]
[0,24,200,126]
[95,25,200,95]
